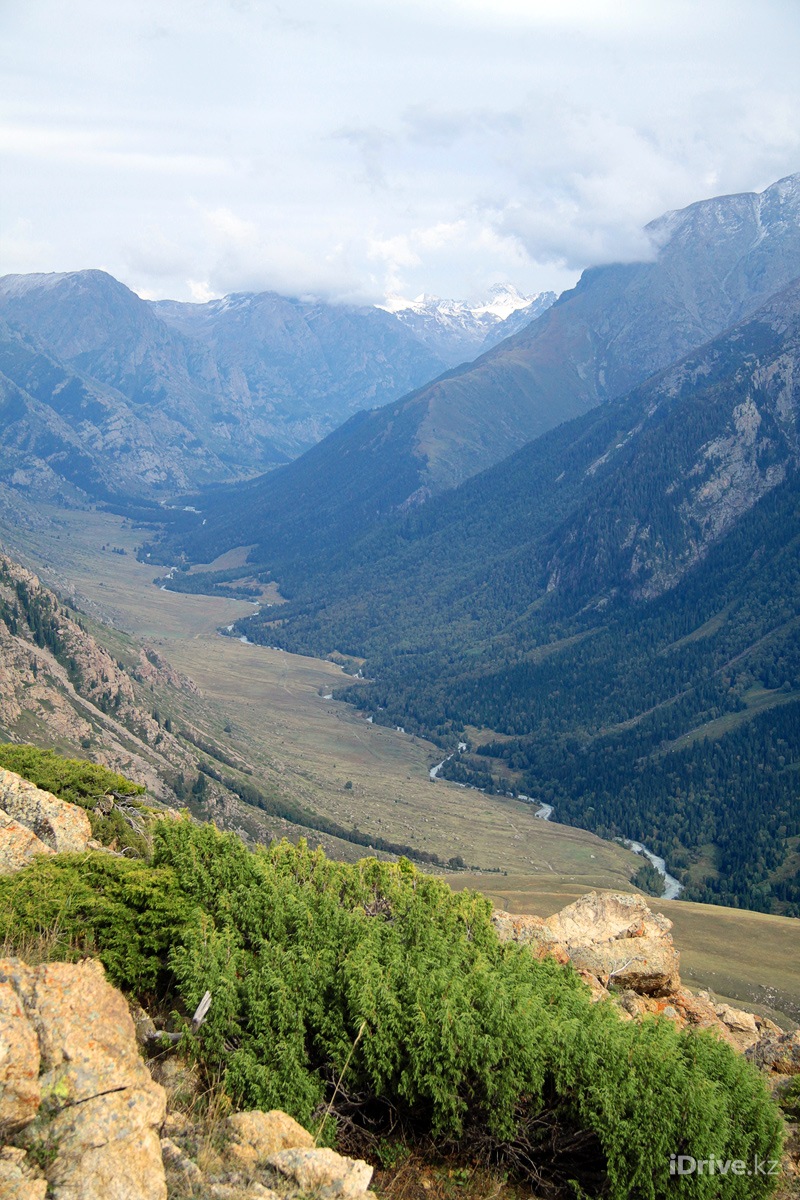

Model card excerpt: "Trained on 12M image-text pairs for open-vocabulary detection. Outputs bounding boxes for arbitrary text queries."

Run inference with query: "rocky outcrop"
[0,981,41,1134]
[161,1106,375,1200]
[0,958,166,1200]
[0,552,197,804]
[223,1109,315,1169]
[0,767,92,857]
[493,891,781,1051]
[493,891,680,997]
[267,1147,373,1200]
[747,1029,800,1075]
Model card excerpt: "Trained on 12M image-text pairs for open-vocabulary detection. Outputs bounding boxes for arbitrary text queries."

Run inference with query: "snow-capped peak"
[377,284,557,366]
[471,283,534,320]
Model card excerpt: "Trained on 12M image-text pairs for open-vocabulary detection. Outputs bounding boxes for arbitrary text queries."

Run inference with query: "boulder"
[0,769,92,855]
[43,1085,166,1200]
[551,892,679,995]
[0,811,54,875]
[224,1109,315,1168]
[0,1147,47,1200]
[545,891,673,943]
[267,1147,373,1200]
[0,957,166,1200]
[491,912,568,962]
[495,892,680,996]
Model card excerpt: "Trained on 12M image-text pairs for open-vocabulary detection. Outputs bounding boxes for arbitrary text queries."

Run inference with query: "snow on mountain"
[378,284,557,365]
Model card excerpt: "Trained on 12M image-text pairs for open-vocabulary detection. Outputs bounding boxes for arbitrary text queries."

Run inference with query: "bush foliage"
[0,822,784,1199]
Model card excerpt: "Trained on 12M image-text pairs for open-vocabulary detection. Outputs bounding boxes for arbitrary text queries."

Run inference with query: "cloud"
[2,0,799,303]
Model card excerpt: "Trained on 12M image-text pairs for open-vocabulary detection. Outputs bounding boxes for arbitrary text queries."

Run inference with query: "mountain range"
[0,272,548,503]
[157,173,800,571]
[2,172,800,916]
[378,284,555,364]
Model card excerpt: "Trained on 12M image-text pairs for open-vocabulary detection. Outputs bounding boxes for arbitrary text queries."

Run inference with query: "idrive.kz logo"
[669,1154,780,1178]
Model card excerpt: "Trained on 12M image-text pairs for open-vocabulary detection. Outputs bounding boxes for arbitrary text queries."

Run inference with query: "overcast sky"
[2,0,799,306]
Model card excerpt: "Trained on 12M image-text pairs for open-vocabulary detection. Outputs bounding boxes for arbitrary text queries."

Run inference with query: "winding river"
[429,752,682,900]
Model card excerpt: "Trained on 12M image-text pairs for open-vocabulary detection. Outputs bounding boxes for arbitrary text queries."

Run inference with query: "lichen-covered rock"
[747,1030,800,1075]
[0,957,166,1200]
[0,981,40,1134]
[267,1147,373,1199]
[0,768,92,855]
[490,911,568,962]
[224,1109,314,1168]
[0,1147,47,1200]
[43,1085,167,1200]
[0,810,54,875]
[560,893,680,995]
[545,892,674,946]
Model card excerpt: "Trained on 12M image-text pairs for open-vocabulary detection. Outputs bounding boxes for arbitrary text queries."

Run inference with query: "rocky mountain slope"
[165,173,800,569]
[0,551,198,800]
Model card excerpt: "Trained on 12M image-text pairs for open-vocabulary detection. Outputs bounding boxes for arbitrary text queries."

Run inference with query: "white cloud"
[1,0,799,303]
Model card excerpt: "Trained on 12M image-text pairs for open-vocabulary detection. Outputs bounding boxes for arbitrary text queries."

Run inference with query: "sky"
[2,0,800,306]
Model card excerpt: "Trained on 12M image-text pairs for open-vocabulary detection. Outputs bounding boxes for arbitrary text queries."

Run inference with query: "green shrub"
[0,821,784,1198]
[0,743,143,806]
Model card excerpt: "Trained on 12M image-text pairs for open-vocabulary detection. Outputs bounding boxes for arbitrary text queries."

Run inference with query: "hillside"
[157,172,800,568]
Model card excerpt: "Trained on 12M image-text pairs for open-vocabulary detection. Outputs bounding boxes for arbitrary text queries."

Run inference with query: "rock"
[43,1085,167,1200]
[0,981,41,1133]
[0,957,166,1200]
[0,811,54,875]
[747,1030,800,1075]
[267,1146,373,1199]
[160,1136,202,1183]
[491,911,567,961]
[0,1147,47,1200]
[224,1109,315,1169]
[497,892,680,997]
[545,892,673,946]
[0,769,92,855]
[715,1004,759,1038]
[546,892,679,996]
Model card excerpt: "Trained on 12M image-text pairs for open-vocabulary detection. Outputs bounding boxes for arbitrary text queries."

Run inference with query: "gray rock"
[266,1146,373,1200]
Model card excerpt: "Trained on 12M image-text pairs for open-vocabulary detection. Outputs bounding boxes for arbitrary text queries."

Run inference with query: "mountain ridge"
[164,172,800,569]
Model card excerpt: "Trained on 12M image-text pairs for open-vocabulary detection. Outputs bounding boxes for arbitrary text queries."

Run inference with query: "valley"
[2,494,799,1028]
[0,497,641,886]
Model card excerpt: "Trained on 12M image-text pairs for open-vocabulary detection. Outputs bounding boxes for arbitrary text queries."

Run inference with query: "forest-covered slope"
[197,280,800,914]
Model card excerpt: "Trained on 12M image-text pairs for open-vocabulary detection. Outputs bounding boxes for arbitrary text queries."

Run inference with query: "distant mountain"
[0,318,265,502]
[379,284,556,365]
[0,271,549,502]
[166,173,800,568]
[0,270,459,478]
[151,288,454,458]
